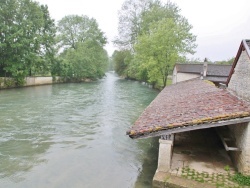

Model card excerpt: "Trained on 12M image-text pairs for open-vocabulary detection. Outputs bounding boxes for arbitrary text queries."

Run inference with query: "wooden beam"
[215,128,241,151]
[132,117,250,139]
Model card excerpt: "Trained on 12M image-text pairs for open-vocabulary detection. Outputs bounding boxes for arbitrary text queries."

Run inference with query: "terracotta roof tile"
[176,64,203,74]
[206,64,232,77]
[176,64,232,77]
[127,79,250,138]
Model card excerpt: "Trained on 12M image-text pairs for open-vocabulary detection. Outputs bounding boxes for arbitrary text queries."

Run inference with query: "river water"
[0,72,159,188]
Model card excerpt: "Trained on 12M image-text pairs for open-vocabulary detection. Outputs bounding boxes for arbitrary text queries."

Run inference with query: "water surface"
[0,72,159,188]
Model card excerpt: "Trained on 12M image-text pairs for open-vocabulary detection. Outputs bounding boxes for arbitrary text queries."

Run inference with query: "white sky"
[36,0,250,61]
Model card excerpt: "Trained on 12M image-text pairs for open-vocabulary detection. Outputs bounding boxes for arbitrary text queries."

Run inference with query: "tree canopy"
[0,2,109,86]
[0,0,56,85]
[57,15,107,50]
[113,0,197,88]
[55,15,108,81]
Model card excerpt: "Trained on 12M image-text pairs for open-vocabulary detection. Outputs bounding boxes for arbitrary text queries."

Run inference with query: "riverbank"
[123,76,172,91]
[0,76,60,89]
[0,76,96,89]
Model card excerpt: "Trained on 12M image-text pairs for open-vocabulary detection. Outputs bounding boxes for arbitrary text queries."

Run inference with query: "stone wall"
[228,50,250,102]
[228,50,250,175]
[25,77,53,86]
[0,76,62,89]
[228,123,250,175]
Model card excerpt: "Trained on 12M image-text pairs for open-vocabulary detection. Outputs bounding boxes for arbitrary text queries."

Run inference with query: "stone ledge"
[153,171,215,188]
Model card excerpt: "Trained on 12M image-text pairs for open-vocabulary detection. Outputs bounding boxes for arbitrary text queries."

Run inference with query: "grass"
[155,78,172,90]
[179,166,250,188]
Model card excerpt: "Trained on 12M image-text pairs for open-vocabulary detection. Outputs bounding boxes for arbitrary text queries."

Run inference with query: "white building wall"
[173,73,200,84]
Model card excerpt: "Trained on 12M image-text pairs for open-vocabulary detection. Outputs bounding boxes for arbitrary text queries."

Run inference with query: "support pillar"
[156,134,174,172]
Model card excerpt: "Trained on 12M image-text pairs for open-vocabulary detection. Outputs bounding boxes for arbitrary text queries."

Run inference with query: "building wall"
[228,50,250,102]
[172,72,200,84]
[228,123,250,175]
[228,50,250,175]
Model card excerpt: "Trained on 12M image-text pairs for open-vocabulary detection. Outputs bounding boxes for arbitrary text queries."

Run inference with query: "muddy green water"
[0,72,159,188]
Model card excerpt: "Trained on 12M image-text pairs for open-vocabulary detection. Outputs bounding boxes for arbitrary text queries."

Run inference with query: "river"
[0,72,159,188]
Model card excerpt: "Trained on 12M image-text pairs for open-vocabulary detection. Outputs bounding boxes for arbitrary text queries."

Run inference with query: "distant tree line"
[186,57,235,65]
[0,0,108,86]
[112,0,197,88]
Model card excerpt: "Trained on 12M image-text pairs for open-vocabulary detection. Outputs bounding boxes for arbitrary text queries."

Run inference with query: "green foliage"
[57,15,107,50]
[0,0,56,81]
[55,15,108,81]
[216,57,235,65]
[114,0,151,50]
[112,50,132,76]
[224,165,230,172]
[4,78,15,88]
[232,173,250,186]
[58,40,108,81]
[115,0,196,88]
[135,2,196,87]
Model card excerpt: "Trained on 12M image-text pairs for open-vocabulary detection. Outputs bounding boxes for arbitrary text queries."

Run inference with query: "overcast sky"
[36,0,250,61]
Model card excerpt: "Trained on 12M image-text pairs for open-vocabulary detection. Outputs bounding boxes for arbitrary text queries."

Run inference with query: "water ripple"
[0,72,159,188]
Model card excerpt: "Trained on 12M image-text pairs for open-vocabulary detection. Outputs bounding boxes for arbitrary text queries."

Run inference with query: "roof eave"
[227,39,250,86]
[129,116,250,139]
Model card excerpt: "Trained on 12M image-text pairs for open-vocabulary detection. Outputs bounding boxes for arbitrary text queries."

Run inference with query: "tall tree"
[135,18,196,87]
[56,15,108,81]
[114,0,196,88]
[114,0,151,50]
[57,15,107,50]
[59,40,108,81]
[112,50,132,76]
[38,5,57,75]
[0,0,19,77]
[140,1,181,34]
[0,0,56,85]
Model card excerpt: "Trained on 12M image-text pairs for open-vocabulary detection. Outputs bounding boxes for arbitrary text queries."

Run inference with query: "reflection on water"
[0,72,159,187]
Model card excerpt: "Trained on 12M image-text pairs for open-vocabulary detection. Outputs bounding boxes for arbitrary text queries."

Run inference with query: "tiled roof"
[204,76,228,83]
[207,65,232,77]
[176,64,203,74]
[176,63,232,77]
[127,79,250,138]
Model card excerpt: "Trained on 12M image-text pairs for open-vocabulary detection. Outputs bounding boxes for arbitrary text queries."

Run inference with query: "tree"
[135,17,196,87]
[60,40,108,81]
[112,50,132,76]
[38,5,57,75]
[114,0,151,50]
[140,1,182,34]
[0,0,19,77]
[56,15,108,81]
[57,15,107,50]
[216,57,234,65]
[114,0,196,88]
[0,0,56,85]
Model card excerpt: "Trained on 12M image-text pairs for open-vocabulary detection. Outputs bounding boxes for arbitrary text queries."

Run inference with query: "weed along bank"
[127,39,250,188]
